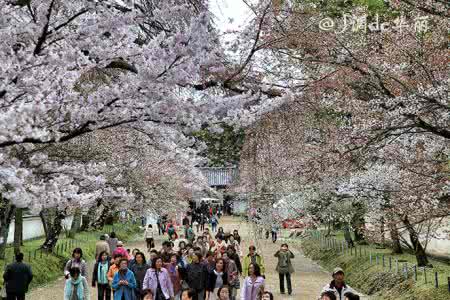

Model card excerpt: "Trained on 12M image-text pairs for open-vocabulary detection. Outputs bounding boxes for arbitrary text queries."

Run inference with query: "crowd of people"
[1,211,360,300]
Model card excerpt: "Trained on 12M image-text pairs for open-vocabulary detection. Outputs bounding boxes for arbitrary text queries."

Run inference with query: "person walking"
[143,257,174,300]
[107,254,122,287]
[96,235,111,260]
[210,216,218,233]
[344,292,360,300]
[226,247,242,276]
[320,267,356,300]
[64,248,88,279]
[217,237,228,257]
[107,232,119,254]
[92,251,111,300]
[270,224,279,244]
[185,224,195,245]
[214,228,225,241]
[217,286,231,300]
[113,241,131,260]
[222,253,239,300]
[184,253,208,300]
[145,225,155,251]
[242,246,265,277]
[164,254,182,300]
[112,259,137,300]
[232,231,241,245]
[167,223,177,240]
[240,264,264,300]
[181,289,194,300]
[2,253,33,300]
[320,291,337,300]
[131,252,150,300]
[199,214,206,232]
[193,219,200,233]
[64,267,90,300]
[206,259,228,300]
[182,215,190,229]
[261,291,273,300]
[227,236,241,258]
[161,215,168,235]
[274,243,294,295]
[157,217,163,236]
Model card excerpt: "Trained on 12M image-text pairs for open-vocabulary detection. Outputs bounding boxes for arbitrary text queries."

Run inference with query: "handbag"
[155,271,167,300]
[1,286,7,299]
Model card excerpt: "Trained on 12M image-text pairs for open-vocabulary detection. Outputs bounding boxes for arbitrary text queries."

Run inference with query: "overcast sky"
[209,0,254,32]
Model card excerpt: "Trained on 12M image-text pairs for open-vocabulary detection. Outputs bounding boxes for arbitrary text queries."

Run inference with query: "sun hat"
[332,267,344,276]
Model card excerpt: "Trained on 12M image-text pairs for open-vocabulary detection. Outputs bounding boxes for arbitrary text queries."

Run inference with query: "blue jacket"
[112,269,137,300]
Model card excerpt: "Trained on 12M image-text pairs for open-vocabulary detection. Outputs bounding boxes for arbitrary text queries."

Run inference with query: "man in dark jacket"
[226,246,242,275]
[185,253,208,300]
[3,253,33,300]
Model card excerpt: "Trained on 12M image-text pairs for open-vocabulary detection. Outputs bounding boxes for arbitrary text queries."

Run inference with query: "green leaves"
[192,124,245,167]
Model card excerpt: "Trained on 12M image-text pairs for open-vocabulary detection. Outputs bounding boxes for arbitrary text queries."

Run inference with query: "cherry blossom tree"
[233,0,448,266]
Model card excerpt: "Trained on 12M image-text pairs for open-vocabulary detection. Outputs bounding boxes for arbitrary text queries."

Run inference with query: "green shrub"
[301,238,450,300]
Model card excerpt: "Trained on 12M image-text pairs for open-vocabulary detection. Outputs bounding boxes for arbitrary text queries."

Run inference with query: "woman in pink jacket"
[112,241,131,260]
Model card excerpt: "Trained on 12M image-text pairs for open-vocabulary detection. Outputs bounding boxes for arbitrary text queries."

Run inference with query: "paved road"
[27,216,368,300]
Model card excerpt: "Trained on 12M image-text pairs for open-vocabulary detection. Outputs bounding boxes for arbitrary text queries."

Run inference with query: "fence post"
[28,251,31,262]
[447,277,449,292]
[404,263,408,279]
[395,259,399,274]
[382,255,385,268]
[359,246,361,257]
[424,267,427,284]
[434,272,438,288]
[413,265,417,281]
[389,257,392,271]
[34,249,37,259]
[370,253,372,264]
[376,255,379,265]
[40,249,43,259]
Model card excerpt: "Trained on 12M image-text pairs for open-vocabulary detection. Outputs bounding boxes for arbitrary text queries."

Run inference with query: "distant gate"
[198,167,239,188]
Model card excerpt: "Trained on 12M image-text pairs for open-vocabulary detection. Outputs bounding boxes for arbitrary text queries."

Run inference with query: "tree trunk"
[351,214,366,242]
[388,219,403,254]
[0,195,15,259]
[69,208,82,237]
[402,216,429,266]
[89,199,115,230]
[91,208,109,230]
[13,208,23,255]
[40,208,66,251]
[380,216,385,245]
[81,206,96,231]
[325,221,332,237]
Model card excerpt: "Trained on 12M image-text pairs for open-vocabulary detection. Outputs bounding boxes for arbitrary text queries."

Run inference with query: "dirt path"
[216,217,329,300]
[28,216,368,300]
